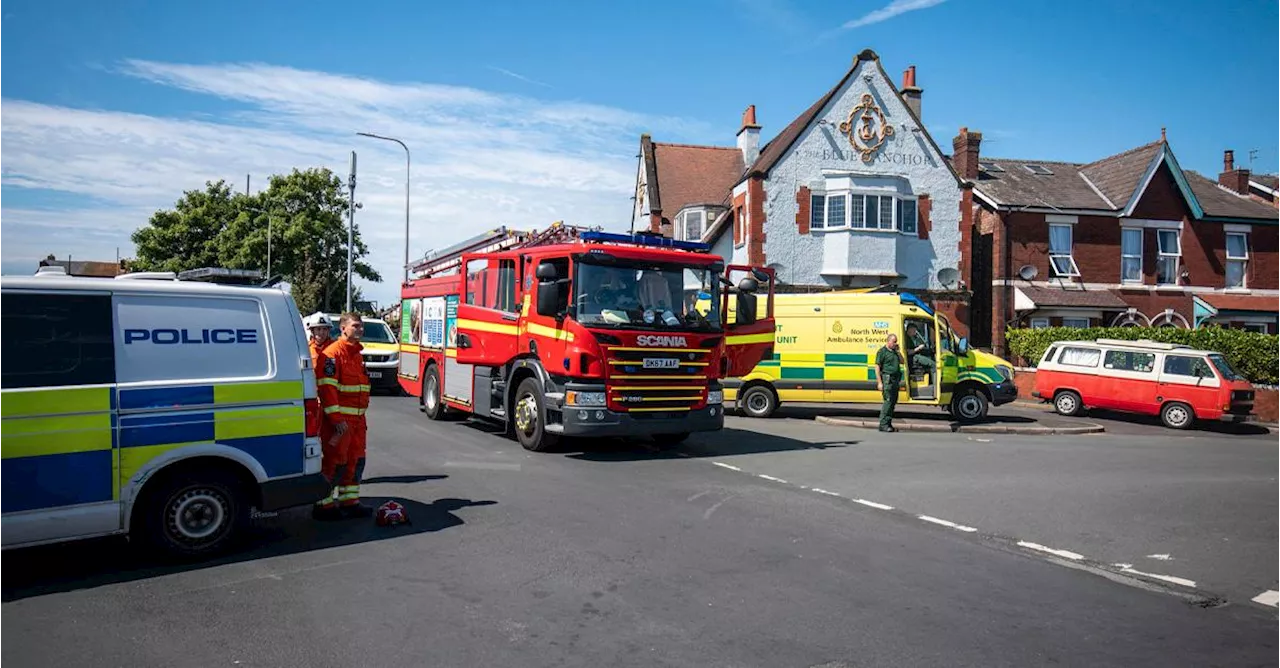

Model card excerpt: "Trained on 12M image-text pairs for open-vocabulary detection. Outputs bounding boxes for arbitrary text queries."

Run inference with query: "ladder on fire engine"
[409,222,600,278]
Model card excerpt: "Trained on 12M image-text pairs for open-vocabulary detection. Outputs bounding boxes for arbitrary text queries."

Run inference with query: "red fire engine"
[396,223,776,451]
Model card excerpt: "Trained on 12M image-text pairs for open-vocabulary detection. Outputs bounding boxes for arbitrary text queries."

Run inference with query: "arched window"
[1149,309,1190,329]
[1109,308,1149,328]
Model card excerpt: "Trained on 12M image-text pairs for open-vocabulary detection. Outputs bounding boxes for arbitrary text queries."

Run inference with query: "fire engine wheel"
[138,469,248,560]
[1053,390,1083,417]
[1161,401,1195,430]
[422,366,446,420]
[513,377,558,452]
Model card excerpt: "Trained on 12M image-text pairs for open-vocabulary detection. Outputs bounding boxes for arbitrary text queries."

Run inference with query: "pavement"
[3,396,1276,667]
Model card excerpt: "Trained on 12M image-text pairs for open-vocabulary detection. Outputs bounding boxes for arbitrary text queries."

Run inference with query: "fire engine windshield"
[574,259,722,331]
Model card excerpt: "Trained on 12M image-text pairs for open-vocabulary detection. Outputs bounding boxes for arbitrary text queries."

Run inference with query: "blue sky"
[3,0,1276,305]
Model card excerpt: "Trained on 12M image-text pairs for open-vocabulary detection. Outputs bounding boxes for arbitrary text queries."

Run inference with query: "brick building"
[955,134,1279,357]
[632,50,968,315]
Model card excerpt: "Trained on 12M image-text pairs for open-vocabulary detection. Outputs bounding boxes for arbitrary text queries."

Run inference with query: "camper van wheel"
[1053,390,1083,417]
[422,365,446,420]
[951,388,989,423]
[1160,401,1195,430]
[739,385,778,419]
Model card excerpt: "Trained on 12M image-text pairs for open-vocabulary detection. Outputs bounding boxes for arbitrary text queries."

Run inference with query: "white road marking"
[812,488,842,497]
[918,515,978,532]
[1251,590,1279,607]
[1145,553,1173,561]
[1017,541,1085,561]
[703,498,730,520]
[687,490,714,502]
[853,499,894,510]
[712,462,741,471]
[757,474,788,483]
[1113,564,1196,588]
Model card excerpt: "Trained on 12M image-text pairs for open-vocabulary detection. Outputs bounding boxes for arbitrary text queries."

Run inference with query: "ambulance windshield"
[574,258,721,331]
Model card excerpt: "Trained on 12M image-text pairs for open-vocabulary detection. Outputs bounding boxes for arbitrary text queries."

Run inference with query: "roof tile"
[1017,285,1129,309]
[650,143,743,218]
[1200,293,1279,313]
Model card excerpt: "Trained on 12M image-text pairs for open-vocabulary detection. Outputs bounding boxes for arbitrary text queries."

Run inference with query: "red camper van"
[1032,339,1254,429]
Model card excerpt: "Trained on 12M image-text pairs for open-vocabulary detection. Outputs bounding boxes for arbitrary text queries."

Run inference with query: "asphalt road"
[3,397,1275,667]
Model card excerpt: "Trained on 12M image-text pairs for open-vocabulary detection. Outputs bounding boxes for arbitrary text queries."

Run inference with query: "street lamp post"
[356,132,411,285]
[245,205,273,280]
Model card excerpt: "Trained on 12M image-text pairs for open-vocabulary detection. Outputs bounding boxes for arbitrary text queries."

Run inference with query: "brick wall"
[796,186,811,235]
[747,177,767,266]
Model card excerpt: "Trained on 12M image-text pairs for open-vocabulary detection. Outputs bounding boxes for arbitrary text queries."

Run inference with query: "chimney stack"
[953,127,983,180]
[901,65,922,119]
[737,105,761,167]
[1218,149,1251,195]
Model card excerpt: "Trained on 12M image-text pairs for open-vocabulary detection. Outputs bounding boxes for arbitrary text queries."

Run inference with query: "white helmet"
[303,312,332,330]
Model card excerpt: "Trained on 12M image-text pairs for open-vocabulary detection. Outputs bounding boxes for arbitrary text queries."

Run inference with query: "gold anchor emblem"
[839,93,894,163]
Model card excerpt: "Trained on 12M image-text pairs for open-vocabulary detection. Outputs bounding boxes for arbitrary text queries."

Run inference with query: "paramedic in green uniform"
[905,323,935,374]
[875,334,903,432]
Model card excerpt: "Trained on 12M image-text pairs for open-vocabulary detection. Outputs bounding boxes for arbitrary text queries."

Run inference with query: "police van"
[1,268,331,557]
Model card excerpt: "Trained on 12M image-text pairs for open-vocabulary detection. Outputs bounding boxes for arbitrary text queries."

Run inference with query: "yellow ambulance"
[723,291,1017,422]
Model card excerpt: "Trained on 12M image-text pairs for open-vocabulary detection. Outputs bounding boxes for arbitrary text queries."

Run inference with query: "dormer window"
[675,208,706,242]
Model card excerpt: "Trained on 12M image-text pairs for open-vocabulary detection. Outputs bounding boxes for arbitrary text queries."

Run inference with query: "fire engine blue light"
[899,292,935,316]
[579,231,710,253]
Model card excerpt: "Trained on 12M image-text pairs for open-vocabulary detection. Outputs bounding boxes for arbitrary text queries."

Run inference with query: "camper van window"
[1060,346,1101,368]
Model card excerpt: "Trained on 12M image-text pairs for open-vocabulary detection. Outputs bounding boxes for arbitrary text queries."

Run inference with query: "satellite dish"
[1018,264,1039,281]
[936,267,960,289]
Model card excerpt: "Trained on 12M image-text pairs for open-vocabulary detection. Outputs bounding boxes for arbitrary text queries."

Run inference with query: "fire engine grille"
[605,346,710,412]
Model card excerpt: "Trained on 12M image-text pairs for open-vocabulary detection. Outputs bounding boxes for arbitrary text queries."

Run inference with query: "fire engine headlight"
[565,391,606,407]
[996,365,1014,382]
[706,389,724,405]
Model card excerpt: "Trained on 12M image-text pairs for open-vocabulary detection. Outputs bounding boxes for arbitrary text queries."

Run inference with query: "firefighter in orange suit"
[305,312,346,520]
[318,312,373,518]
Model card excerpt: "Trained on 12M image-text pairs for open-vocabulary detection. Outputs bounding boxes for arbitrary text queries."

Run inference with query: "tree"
[131,168,381,314]
[217,168,380,314]
[131,180,238,272]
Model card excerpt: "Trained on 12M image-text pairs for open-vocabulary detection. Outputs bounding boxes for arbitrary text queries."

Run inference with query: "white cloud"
[842,0,947,29]
[488,66,552,88]
[1,60,706,304]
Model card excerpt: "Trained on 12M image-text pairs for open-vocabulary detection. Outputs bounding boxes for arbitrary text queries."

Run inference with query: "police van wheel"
[422,366,447,420]
[140,470,248,559]
[951,388,989,423]
[739,385,778,419]
[514,377,558,452]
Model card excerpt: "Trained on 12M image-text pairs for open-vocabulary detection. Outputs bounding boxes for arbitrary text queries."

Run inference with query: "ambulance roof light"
[899,292,934,316]
[579,231,710,253]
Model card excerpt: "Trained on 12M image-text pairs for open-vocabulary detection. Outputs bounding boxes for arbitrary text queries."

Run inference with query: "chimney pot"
[900,65,922,118]
[740,104,759,130]
[1224,149,1235,172]
[1218,149,1250,194]
[902,65,916,88]
[737,106,761,165]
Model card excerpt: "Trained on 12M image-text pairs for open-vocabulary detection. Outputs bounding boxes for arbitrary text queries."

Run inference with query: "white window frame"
[1242,323,1268,333]
[676,209,705,242]
[1030,317,1050,329]
[1061,316,1089,329]
[1048,222,1081,278]
[1225,231,1249,289]
[1120,227,1143,284]
[811,188,917,235]
[1156,229,1182,285]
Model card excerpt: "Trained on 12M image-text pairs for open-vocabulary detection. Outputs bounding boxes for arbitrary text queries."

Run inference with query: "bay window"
[1156,229,1181,285]
[676,209,705,242]
[1048,223,1080,277]
[1121,228,1143,283]
[1226,232,1248,288]
[807,190,918,234]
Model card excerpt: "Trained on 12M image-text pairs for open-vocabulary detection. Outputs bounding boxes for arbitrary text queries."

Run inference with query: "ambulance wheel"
[951,388,989,423]
[422,365,447,420]
[138,468,248,560]
[513,377,558,452]
[739,384,778,419]
[1053,390,1083,417]
[1161,401,1195,430]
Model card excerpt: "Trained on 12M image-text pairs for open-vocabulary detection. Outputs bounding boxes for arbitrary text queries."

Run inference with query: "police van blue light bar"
[579,231,710,253]
[899,292,935,316]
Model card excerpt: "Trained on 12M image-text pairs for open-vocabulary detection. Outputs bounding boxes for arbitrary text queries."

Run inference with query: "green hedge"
[1005,327,1279,385]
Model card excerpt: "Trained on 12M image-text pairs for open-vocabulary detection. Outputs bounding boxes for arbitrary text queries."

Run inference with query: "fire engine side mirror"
[536,262,559,282]
[736,292,758,326]
[737,277,759,294]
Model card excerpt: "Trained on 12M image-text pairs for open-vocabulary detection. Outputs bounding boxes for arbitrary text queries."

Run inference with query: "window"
[1156,229,1181,285]
[678,210,705,242]
[810,194,826,231]
[1241,323,1268,334]
[1226,232,1248,288]
[1163,354,1213,378]
[863,195,879,230]
[1049,223,1080,277]
[1209,354,1245,380]
[2,293,115,389]
[1062,317,1089,329]
[1023,164,1054,175]
[1030,317,1050,329]
[979,162,1005,173]
[1059,346,1100,367]
[898,198,918,235]
[466,257,518,313]
[1104,350,1155,373]
[827,194,846,228]
[1042,346,1059,364]
[876,195,894,230]
[1121,228,1143,283]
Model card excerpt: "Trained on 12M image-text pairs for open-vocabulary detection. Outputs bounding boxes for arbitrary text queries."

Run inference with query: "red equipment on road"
[395,223,777,451]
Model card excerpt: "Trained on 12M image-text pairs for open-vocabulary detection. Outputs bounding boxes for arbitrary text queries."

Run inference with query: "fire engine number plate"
[642,358,679,369]
[368,371,382,379]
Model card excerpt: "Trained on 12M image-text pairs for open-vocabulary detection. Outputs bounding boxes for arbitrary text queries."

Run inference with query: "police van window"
[113,295,271,383]
[1163,354,1213,378]
[2,292,115,389]
[1104,350,1155,373]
